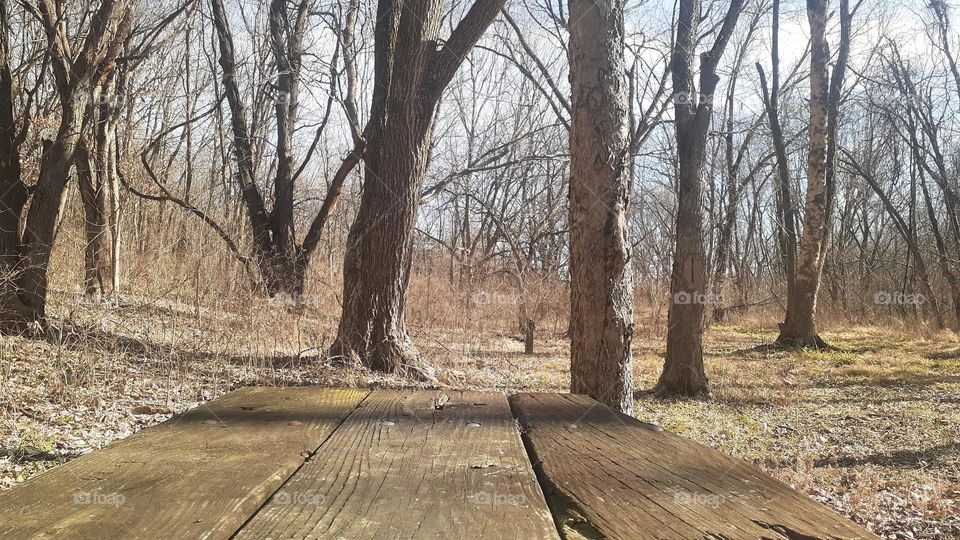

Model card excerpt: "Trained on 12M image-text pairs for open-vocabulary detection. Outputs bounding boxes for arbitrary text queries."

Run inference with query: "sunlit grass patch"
[834,364,939,385]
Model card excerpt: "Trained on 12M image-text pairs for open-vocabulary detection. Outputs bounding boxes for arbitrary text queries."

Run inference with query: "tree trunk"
[330,0,506,377]
[76,141,112,299]
[567,0,634,414]
[777,0,853,347]
[18,116,86,319]
[210,0,279,289]
[332,116,433,375]
[656,0,744,397]
[525,319,535,355]
[0,0,31,327]
[778,0,829,346]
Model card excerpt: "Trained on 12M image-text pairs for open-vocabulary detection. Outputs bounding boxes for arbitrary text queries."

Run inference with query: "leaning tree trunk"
[16,119,86,317]
[567,0,634,414]
[210,0,278,291]
[330,0,506,377]
[656,0,744,397]
[332,115,432,376]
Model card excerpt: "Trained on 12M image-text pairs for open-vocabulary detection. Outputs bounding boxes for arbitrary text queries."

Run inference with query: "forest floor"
[0,291,957,539]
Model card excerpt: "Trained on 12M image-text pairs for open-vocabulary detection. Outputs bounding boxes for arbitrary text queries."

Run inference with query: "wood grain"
[236,389,559,539]
[0,387,368,539]
[510,392,880,540]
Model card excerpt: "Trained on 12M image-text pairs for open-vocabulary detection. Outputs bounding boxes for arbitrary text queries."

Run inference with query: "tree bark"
[567,0,634,414]
[656,0,744,397]
[331,0,506,377]
[1,0,131,329]
[777,0,853,347]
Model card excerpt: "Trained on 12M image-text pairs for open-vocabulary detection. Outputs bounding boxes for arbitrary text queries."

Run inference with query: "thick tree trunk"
[330,0,506,377]
[331,121,433,376]
[567,0,634,414]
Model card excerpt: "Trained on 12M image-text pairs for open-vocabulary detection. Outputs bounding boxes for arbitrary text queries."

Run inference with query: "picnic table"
[0,388,879,539]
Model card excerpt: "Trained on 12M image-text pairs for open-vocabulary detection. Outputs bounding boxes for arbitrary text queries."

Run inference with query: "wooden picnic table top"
[0,387,879,539]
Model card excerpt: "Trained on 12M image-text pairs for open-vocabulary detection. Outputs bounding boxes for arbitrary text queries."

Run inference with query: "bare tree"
[0,0,132,329]
[330,0,507,377]
[209,0,363,297]
[777,0,857,347]
[655,0,744,396]
[567,0,634,413]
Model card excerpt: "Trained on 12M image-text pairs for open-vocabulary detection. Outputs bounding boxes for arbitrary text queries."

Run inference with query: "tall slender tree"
[776,0,856,347]
[655,0,744,396]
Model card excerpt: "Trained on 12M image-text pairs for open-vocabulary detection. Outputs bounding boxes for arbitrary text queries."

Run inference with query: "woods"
[2,0,960,536]
[1,0,960,392]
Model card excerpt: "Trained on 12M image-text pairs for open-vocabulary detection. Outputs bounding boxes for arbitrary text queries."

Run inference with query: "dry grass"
[1,267,958,539]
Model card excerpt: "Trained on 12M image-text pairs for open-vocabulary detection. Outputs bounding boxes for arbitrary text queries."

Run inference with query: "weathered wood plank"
[237,389,559,539]
[510,392,880,540]
[0,387,368,539]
